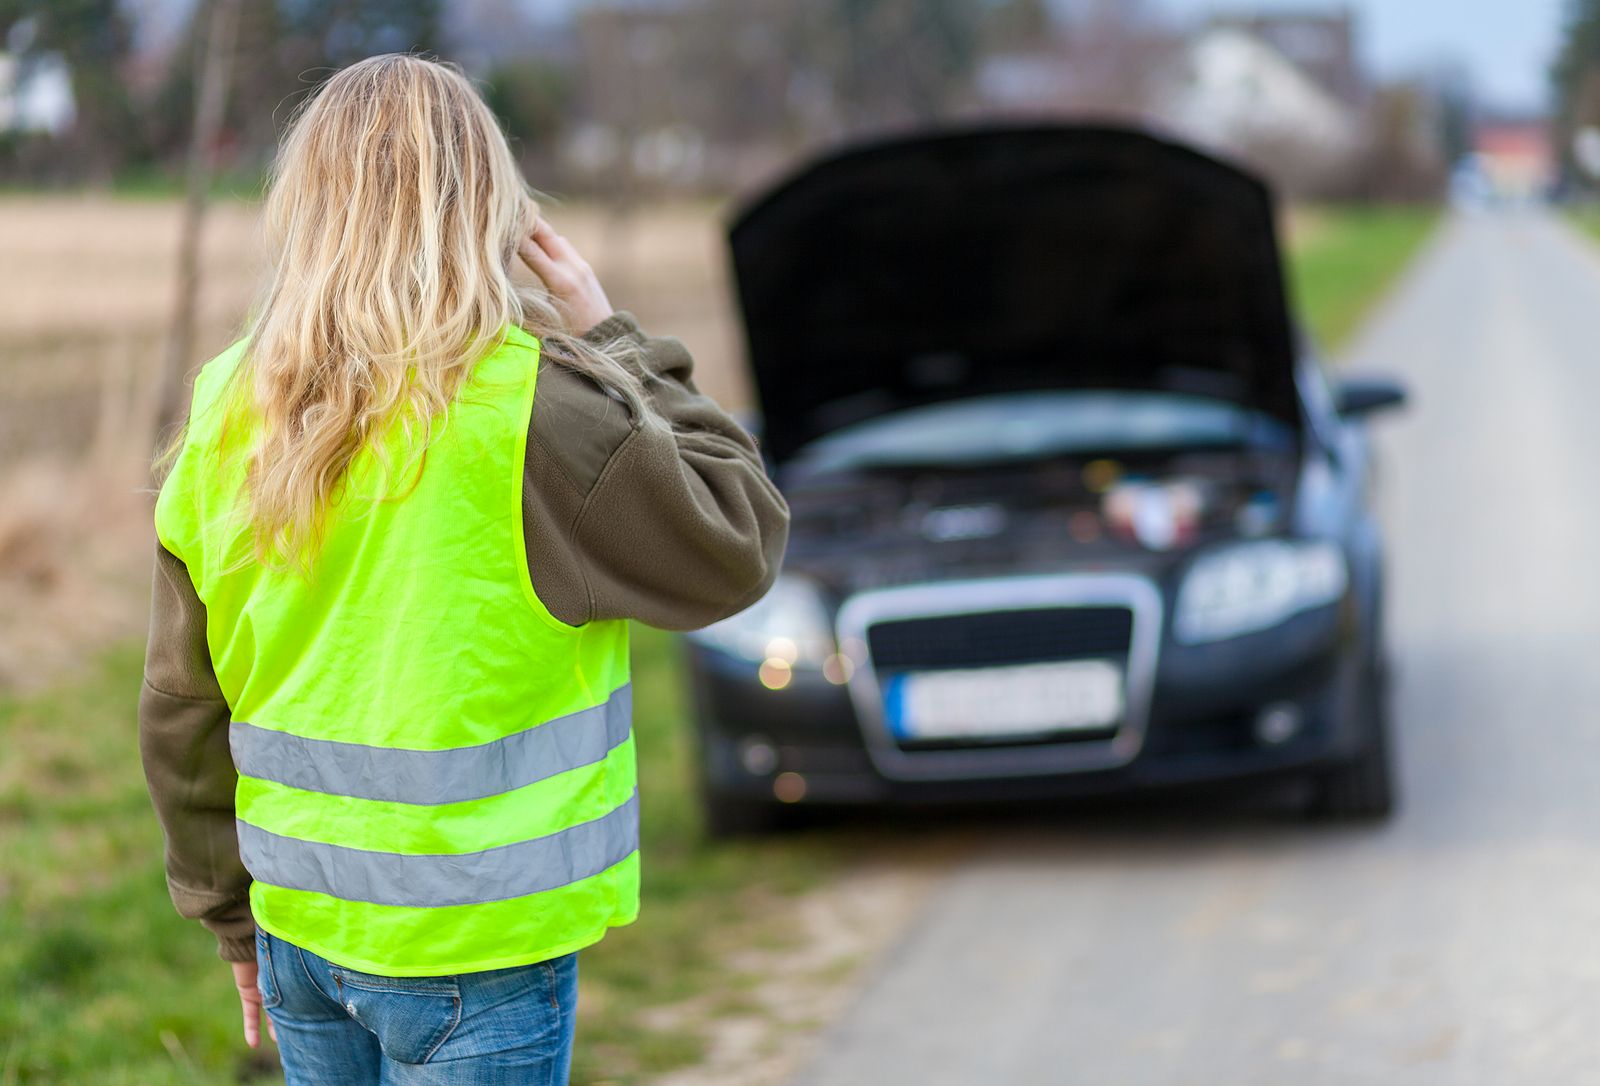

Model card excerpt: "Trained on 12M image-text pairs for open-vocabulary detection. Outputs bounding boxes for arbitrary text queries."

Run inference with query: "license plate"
[883,659,1125,740]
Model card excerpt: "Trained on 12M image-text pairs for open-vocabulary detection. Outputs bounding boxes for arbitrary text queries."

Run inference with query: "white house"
[1155,24,1364,162]
[0,51,76,135]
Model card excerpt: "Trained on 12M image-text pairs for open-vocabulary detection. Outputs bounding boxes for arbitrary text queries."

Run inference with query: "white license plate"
[884,659,1125,740]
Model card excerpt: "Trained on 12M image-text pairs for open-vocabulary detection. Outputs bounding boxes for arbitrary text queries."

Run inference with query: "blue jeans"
[256,929,578,1085]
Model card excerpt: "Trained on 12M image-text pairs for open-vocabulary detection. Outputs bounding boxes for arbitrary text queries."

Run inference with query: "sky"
[1158,0,1567,114]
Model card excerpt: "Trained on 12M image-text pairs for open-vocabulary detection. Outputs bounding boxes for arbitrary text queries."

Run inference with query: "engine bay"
[781,445,1300,593]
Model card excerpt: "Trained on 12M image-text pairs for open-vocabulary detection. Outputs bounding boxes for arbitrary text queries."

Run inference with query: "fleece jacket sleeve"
[522,311,790,630]
[138,543,256,962]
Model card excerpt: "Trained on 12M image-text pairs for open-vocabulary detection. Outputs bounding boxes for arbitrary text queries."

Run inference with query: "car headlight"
[1174,540,1348,644]
[687,574,835,668]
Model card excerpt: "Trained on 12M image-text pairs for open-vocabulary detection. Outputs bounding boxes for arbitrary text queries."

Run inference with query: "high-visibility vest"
[154,325,638,977]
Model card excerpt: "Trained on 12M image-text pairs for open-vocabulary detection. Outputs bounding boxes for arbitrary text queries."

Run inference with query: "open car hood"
[728,125,1302,464]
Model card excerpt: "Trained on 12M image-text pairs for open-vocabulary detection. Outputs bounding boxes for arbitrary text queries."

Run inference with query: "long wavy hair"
[189,54,642,572]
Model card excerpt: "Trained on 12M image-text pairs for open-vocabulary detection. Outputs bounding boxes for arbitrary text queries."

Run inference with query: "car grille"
[866,607,1134,672]
[835,575,1162,780]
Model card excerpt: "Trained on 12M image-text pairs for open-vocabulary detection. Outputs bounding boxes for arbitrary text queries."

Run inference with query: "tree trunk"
[154,0,242,459]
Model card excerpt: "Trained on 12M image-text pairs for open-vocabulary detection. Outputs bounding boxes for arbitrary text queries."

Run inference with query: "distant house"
[1159,28,1360,153]
[1209,10,1366,108]
[971,10,1370,195]
[1153,12,1367,174]
[1467,119,1553,200]
[0,51,75,135]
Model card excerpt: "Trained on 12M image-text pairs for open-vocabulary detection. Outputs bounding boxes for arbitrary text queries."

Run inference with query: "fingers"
[522,218,559,264]
[519,241,578,299]
[539,223,588,268]
[519,235,585,297]
[232,963,264,1049]
[517,234,554,275]
[517,218,612,329]
[518,230,559,272]
[240,995,260,1049]
[267,1015,278,1044]
[523,218,591,272]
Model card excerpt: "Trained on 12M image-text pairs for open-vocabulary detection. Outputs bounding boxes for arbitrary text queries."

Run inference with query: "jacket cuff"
[215,928,258,963]
[580,310,644,345]
[212,914,259,959]
[199,900,258,962]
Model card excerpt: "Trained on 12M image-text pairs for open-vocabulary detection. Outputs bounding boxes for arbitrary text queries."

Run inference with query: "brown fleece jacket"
[138,312,789,962]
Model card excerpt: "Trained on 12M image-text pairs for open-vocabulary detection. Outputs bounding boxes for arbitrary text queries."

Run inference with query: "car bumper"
[688,606,1369,807]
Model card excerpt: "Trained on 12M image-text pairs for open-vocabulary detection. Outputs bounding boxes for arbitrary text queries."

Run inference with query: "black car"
[685,125,1406,833]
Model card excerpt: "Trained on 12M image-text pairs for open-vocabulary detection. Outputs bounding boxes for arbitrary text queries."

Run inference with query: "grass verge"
[0,629,839,1085]
[1288,205,1441,352]
[1567,203,1600,245]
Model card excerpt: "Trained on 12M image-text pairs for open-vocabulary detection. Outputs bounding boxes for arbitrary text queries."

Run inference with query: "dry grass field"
[0,195,750,455]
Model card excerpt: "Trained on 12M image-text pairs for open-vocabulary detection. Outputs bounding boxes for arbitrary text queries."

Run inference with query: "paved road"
[794,212,1600,1085]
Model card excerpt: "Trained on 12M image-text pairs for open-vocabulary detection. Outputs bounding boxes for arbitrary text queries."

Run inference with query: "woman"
[139,54,788,1084]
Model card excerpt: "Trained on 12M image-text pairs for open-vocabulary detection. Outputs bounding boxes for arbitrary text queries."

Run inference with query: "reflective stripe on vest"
[153,326,639,976]
[238,790,639,908]
[230,682,633,804]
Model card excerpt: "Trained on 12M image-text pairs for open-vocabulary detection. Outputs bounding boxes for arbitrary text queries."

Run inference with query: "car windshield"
[789,391,1296,472]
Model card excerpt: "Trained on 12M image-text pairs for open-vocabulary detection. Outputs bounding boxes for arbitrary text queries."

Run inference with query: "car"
[685,124,1407,834]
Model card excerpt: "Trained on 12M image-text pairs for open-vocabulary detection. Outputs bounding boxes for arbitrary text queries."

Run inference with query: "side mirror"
[1336,376,1407,418]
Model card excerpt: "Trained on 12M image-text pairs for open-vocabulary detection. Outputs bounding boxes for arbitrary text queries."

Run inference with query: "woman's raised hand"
[518,219,614,333]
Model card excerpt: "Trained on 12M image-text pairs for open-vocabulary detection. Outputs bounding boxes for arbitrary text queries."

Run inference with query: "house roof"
[1206,10,1367,107]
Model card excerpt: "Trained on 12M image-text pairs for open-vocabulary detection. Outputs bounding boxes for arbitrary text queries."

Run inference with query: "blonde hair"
[197,54,641,572]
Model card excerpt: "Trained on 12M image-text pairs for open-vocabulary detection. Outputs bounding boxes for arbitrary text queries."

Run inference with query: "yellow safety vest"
[154,325,638,976]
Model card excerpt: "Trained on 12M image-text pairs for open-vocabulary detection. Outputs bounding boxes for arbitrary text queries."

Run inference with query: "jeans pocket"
[254,929,283,1009]
[334,968,462,1064]
[426,956,576,1067]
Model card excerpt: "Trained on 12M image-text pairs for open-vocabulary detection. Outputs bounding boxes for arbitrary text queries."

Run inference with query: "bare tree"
[154,0,241,453]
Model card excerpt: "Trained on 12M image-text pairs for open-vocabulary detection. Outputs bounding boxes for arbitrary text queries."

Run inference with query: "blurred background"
[1,1,1596,1084]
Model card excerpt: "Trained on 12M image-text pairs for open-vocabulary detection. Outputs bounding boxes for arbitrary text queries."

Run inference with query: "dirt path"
[632,832,973,1086]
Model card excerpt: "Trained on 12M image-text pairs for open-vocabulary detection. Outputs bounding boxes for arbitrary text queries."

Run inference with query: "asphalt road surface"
[794,211,1600,1085]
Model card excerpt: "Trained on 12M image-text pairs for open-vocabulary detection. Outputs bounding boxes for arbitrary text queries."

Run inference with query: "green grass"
[0,629,839,1085]
[0,644,276,1086]
[1287,205,1441,352]
[1567,203,1600,244]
